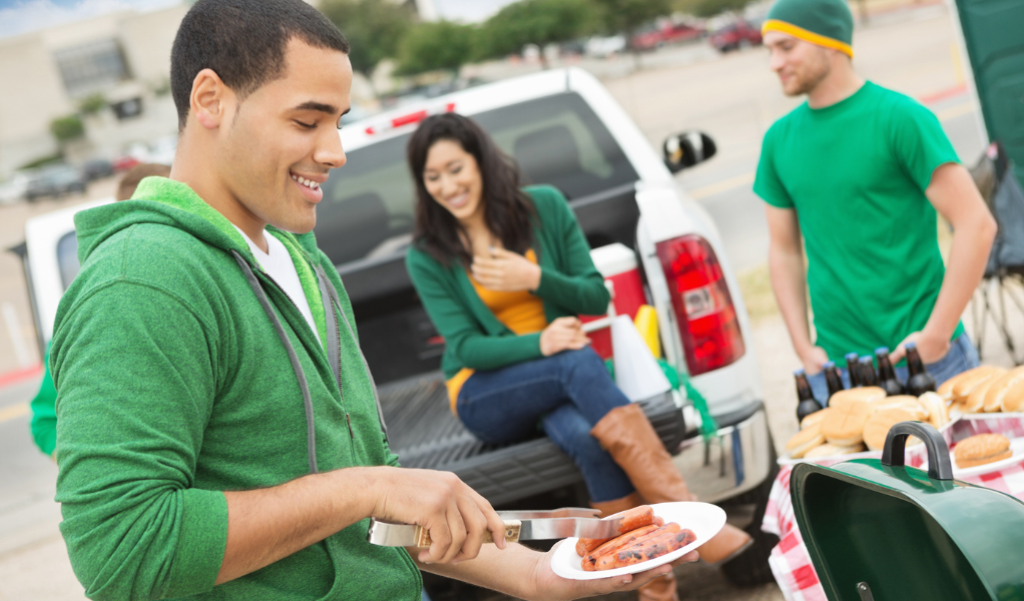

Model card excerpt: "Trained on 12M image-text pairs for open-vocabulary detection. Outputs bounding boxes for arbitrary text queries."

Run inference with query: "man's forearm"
[769,245,813,354]
[924,215,996,341]
[216,466,380,585]
[413,544,539,600]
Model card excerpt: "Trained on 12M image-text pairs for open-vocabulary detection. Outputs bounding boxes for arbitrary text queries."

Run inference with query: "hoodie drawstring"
[232,250,319,474]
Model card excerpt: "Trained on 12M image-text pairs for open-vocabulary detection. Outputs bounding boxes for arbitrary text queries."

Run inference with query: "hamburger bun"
[822,401,871,447]
[804,442,866,459]
[862,408,917,451]
[829,387,886,411]
[954,434,1012,469]
[961,367,1008,413]
[982,365,1024,413]
[872,395,928,420]
[800,408,833,430]
[786,424,825,459]
[950,366,1006,404]
[918,392,949,429]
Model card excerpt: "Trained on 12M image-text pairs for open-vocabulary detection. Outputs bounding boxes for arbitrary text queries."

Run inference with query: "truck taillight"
[656,235,745,375]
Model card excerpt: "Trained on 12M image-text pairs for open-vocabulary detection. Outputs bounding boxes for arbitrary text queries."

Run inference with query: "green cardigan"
[406,185,610,380]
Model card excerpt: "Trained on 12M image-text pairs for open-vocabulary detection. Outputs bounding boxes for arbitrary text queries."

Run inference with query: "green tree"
[320,0,416,76]
[50,115,84,144]
[684,0,752,17]
[78,93,107,116]
[395,20,477,77]
[593,0,673,40]
[478,0,600,67]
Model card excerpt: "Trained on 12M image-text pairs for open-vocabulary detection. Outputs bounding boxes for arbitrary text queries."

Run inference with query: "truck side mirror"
[663,131,716,173]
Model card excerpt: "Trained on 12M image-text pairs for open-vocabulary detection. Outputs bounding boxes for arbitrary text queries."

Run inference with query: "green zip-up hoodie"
[49,177,421,601]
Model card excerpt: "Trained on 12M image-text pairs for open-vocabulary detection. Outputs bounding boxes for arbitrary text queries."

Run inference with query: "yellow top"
[445,249,548,412]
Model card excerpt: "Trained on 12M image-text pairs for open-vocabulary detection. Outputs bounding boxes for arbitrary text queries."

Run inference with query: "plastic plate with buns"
[780,387,959,465]
[921,434,1024,478]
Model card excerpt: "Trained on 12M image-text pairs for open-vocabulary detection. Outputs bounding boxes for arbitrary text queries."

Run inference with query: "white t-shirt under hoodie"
[234,226,321,345]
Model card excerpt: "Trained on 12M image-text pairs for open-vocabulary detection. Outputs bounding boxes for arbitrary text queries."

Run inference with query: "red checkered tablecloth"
[762,416,1024,601]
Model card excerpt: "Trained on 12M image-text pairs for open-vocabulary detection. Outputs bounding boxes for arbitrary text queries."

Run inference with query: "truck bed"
[379,374,687,506]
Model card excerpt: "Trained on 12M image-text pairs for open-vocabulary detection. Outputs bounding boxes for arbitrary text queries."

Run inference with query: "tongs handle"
[413,520,522,547]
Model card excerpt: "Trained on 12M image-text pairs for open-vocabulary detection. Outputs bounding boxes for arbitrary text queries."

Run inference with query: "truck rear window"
[315,92,638,268]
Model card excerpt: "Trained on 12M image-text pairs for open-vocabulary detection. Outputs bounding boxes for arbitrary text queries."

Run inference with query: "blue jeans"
[807,332,980,404]
[456,348,636,503]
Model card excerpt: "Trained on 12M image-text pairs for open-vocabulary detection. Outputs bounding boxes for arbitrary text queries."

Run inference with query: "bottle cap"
[823,361,835,369]
[875,346,889,354]
[793,368,806,376]
[905,341,917,349]
[860,355,872,361]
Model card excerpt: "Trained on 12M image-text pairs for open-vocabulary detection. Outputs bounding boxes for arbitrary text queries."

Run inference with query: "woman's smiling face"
[422,139,484,224]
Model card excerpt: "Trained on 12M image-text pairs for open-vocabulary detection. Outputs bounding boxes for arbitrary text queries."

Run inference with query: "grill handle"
[881,421,953,481]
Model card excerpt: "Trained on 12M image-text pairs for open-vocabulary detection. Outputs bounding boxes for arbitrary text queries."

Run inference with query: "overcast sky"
[0,0,521,39]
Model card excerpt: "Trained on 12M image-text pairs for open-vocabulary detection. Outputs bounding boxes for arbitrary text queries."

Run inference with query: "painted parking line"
[0,402,29,424]
[688,100,978,201]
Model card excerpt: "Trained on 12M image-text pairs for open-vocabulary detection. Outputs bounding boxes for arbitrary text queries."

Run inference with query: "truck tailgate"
[379,374,687,506]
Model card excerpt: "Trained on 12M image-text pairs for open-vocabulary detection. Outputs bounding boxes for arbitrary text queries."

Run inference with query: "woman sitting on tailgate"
[404,114,750,599]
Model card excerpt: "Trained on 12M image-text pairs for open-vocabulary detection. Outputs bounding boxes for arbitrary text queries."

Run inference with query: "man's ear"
[190,68,232,130]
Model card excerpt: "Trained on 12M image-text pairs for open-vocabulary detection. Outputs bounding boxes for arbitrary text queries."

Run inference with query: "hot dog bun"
[918,392,949,429]
[951,366,1006,404]
[961,367,1008,413]
[981,366,1024,413]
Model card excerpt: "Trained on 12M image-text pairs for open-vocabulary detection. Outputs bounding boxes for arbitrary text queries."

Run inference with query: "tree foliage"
[676,0,753,17]
[478,0,599,61]
[592,0,673,36]
[321,0,416,75]
[396,20,478,77]
[78,93,107,115]
[50,115,84,143]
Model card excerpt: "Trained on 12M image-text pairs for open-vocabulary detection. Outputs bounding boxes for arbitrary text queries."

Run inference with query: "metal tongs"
[367,507,625,547]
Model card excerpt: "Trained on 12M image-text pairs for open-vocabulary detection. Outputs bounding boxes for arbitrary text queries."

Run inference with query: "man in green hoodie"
[50,1,695,600]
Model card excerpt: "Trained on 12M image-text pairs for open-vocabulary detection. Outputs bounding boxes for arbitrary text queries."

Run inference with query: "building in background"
[0,4,188,178]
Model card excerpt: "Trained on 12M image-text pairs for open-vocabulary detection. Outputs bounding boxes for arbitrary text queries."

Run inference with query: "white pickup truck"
[15,67,777,593]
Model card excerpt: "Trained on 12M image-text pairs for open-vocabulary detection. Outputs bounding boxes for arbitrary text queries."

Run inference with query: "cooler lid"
[790,422,1024,601]
[589,243,637,278]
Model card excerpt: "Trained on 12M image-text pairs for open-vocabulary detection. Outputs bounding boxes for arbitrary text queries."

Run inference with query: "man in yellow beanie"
[754,0,997,401]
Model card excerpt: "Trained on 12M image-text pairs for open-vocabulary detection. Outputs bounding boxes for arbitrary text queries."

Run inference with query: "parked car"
[16,68,778,594]
[24,164,87,202]
[631,22,704,52]
[585,34,627,58]
[0,172,29,204]
[710,20,763,52]
[112,155,142,173]
[81,158,114,181]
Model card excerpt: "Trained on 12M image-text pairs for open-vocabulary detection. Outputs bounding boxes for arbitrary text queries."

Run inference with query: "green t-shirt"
[754,81,963,362]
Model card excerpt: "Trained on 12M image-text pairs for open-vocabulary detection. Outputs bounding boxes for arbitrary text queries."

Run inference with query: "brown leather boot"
[638,572,679,601]
[590,403,752,566]
[591,492,643,518]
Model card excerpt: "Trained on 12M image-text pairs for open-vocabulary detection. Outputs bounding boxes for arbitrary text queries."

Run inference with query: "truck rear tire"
[718,438,780,587]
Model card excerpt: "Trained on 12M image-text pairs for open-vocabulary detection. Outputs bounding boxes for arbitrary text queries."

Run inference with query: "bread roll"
[822,401,871,447]
[786,424,825,459]
[951,366,1006,404]
[954,434,1012,469]
[800,408,832,430]
[981,366,1024,413]
[918,392,949,429]
[937,367,991,402]
[829,387,886,411]
[1001,376,1024,413]
[862,408,917,451]
[961,367,1008,413]
[804,442,866,459]
[873,395,928,419]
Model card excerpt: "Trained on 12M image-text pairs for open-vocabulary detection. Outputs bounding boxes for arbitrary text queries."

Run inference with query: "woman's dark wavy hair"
[407,113,535,266]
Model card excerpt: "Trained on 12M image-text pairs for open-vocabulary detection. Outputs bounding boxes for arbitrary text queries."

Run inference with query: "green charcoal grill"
[790,421,1024,601]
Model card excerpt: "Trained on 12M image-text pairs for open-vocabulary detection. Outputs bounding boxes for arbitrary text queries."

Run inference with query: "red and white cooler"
[582,243,646,359]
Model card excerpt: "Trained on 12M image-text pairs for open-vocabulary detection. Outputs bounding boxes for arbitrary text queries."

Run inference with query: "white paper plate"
[550,502,725,580]
[922,437,1024,478]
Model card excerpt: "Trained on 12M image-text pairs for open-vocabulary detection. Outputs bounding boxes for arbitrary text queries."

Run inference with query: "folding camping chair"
[968,142,1024,365]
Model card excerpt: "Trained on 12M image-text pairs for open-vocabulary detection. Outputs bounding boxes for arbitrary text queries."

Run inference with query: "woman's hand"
[471,248,542,292]
[890,330,950,365]
[540,317,590,356]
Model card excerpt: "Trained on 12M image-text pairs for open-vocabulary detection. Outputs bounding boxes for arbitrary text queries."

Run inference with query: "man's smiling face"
[217,37,352,235]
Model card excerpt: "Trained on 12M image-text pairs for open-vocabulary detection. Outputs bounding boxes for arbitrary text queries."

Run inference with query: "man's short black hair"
[170,0,349,129]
